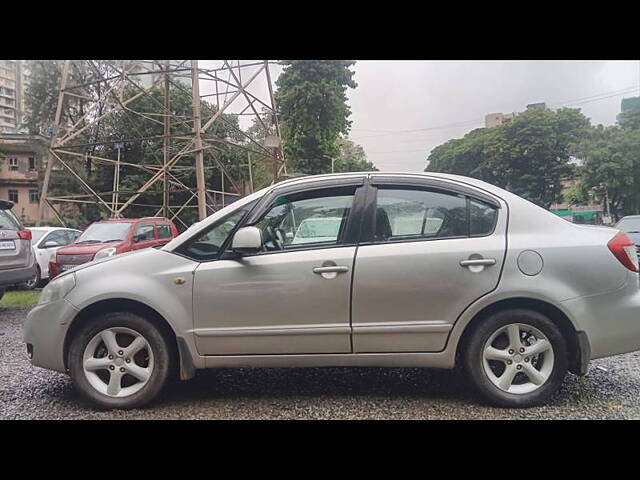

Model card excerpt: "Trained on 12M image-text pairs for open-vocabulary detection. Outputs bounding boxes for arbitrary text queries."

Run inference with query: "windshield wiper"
[102,239,124,243]
[75,240,101,244]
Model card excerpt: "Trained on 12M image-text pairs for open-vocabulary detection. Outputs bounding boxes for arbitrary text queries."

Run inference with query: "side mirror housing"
[231,226,262,254]
[42,241,60,248]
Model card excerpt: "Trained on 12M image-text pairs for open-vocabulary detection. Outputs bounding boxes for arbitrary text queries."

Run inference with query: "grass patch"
[0,290,40,308]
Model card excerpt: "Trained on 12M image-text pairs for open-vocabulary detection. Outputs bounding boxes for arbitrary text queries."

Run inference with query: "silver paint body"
[23,172,640,375]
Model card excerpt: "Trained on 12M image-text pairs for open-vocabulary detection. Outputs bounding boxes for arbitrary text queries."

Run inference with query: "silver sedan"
[23,172,640,409]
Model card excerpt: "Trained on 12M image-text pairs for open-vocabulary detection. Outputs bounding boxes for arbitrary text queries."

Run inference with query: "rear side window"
[375,188,468,242]
[470,199,498,236]
[0,209,21,230]
[157,224,173,239]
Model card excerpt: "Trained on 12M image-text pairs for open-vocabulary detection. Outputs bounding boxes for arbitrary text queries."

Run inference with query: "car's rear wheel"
[68,312,173,409]
[463,308,568,407]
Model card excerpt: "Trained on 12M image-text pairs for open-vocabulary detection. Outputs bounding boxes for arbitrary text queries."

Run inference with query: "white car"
[25,227,82,289]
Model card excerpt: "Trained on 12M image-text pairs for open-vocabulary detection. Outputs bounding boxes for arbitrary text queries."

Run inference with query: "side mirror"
[43,241,60,248]
[231,226,262,254]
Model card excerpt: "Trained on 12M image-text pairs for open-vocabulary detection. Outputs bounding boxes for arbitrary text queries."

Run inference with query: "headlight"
[38,273,76,305]
[94,247,117,260]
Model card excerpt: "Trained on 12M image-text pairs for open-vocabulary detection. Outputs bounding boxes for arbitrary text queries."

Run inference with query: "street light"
[321,154,335,173]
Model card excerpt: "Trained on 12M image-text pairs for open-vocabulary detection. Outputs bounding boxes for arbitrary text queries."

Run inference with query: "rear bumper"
[0,259,36,288]
[562,278,640,359]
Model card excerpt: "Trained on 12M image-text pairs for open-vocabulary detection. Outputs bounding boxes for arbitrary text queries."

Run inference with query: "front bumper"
[23,298,79,373]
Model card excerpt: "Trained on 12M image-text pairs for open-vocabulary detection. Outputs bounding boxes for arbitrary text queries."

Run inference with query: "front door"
[130,223,156,251]
[192,184,363,355]
[351,180,507,353]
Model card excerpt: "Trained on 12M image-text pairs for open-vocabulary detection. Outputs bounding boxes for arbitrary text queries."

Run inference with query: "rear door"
[155,223,174,247]
[351,177,507,353]
[0,205,29,271]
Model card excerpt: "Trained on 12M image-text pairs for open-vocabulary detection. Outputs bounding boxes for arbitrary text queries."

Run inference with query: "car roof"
[29,226,80,232]
[94,217,172,224]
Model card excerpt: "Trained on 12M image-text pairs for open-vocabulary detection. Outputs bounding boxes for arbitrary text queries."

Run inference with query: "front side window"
[181,208,248,261]
[42,230,72,247]
[253,187,355,252]
[134,224,155,242]
[375,188,468,242]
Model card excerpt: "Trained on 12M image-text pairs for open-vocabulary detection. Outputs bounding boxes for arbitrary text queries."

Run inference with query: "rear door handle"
[313,266,349,274]
[460,258,496,267]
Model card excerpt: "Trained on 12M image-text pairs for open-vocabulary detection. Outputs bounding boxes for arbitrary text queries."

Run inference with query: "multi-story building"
[484,112,515,128]
[617,96,640,123]
[0,60,26,133]
[0,132,52,225]
[485,103,547,128]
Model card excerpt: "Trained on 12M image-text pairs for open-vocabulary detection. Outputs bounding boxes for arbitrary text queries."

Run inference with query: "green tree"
[333,137,377,172]
[275,60,357,175]
[575,125,640,220]
[426,108,590,208]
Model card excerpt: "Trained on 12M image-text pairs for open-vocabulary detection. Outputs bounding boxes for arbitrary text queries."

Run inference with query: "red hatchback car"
[49,217,178,279]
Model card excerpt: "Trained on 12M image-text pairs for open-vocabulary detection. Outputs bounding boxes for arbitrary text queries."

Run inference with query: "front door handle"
[460,258,496,267]
[312,266,349,274]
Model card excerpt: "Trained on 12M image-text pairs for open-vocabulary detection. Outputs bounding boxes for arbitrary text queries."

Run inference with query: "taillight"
[17,229,32,240]
[608,231,639,272]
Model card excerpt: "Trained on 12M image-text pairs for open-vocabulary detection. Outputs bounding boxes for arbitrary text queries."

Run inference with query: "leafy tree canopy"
[275,60,358,175]
[426,108,590,208]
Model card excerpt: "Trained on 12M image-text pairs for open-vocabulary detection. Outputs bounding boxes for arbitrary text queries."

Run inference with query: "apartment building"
[0,132,52,225]
[485,103,547,129]
[0,60,25,133]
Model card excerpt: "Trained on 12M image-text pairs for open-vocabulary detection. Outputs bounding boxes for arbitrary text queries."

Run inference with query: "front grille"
[57,254,93,265]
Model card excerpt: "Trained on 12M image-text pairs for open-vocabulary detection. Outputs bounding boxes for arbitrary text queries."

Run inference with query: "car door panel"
[193,247,356,355]
[351,182,507,353]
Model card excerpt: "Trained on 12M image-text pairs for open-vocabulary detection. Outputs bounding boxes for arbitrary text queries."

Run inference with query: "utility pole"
[191,60,207,221]
[38,60,69,226]
[162,60,171,219]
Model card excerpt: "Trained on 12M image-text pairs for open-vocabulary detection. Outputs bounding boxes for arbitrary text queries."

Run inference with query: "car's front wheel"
[68,312,174,409]
[463,308,568,408]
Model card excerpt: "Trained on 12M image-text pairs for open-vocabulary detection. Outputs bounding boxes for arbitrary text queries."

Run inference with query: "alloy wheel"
[82,327,154,398]
[482,323,554,395]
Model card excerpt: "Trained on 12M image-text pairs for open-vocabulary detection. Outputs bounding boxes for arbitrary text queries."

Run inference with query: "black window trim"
[359,180,500,246]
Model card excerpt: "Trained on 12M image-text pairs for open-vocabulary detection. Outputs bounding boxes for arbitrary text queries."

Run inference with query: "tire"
[462,308,568,408]
[23,266,40,290]
[68,312,174,410]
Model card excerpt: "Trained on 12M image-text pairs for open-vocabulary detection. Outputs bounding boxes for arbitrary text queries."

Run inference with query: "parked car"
[614,215,640,257]
[48,217,178,279]
[0,200,35,301]
[23,227,82,289]
[23,173,640,409]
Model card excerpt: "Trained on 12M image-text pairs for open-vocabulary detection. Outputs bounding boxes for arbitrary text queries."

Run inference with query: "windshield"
[30,230,47,244]
[615,218,640,233]
[76,222,132,243]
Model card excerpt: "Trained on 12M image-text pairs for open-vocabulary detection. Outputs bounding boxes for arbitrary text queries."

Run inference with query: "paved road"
[3,305,640,419]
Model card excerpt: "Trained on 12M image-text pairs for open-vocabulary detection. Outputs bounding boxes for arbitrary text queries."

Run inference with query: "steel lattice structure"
[37,60,285,229]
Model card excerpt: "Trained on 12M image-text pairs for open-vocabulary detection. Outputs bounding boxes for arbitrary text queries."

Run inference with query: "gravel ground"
[3,305,640,419]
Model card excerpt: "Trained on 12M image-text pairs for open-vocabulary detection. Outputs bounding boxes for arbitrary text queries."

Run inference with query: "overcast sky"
[345,60,640,172]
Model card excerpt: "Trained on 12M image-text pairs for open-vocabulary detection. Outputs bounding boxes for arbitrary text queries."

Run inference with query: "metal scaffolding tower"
[37,60,285,228]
